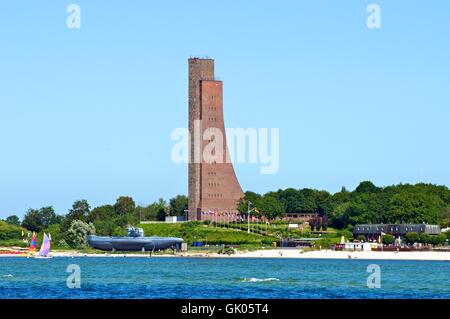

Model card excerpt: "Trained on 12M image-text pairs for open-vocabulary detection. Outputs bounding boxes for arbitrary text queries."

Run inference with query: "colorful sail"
[29,232,37,251]
[38,233,51,257]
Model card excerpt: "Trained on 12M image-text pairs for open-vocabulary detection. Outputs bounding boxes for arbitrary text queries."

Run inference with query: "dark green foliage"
[419,233,431,244]
[138,198,168,221]
[314,238,333,249]
[257,194,284,219]
[87,205,116,235]
[429,234,446,246]
[322,216,328,230]
[21,209,41,232]
[404,231,445,246]
[445,231,450,241]
[237,182,450,230]
[382,234,394,245]
[329,183,450,229]
[357,235,366,242]
[238,188,331,219]
[237,191,262,214]
[355,181,381,194]
[169,195,188,216]
[5,215,20,226]
[114,196,136,216]
[21,206,59,232]
[68,200,91,221]
[61,200,91,232]
[405,232,420,244]
[87,205,115,223]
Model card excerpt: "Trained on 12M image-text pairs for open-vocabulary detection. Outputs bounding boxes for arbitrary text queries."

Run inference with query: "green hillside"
[138,222,277,246]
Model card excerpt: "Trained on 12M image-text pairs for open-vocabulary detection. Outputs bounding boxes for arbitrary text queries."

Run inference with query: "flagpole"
[247,201,252,234]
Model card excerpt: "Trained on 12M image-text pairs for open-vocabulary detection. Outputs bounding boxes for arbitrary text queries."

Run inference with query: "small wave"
[2,274,13,278]
[242,277,279,283]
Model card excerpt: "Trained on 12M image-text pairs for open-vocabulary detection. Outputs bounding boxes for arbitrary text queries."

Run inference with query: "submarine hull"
[87,235,183,251]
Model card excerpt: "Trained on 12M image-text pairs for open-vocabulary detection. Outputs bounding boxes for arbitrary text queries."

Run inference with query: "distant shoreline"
[1,249,450,261]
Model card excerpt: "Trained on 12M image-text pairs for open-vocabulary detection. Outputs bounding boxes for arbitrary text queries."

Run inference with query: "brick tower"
[188,58,244,221]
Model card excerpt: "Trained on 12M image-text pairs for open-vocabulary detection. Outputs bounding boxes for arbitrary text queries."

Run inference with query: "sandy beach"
[2,249,450,261]
[227,249,450,261]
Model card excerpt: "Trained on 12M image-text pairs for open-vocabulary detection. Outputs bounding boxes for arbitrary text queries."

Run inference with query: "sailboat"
[29,232,37,252]
[35,233,52,259]
[27,232,37,257]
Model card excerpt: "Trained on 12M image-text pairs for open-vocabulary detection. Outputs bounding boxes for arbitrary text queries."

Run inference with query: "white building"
[343,242,373,251]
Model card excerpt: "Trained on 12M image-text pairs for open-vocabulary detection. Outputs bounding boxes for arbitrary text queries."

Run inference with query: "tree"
[22,209,43,232]
[21,206,59,232]
[297,188,317,213]
[387,192,444,224]
[321,215,329,230]
[67,200,90,221]
[445,230,450,241]
[114,196,135,216]
[429,234,446,246]
[157,200,168,221]
[87,205,116,235]
[65,220,96,249]
[5,215,20,226]
[139,199,168,222]
[355,181,380,194]
[237,191,262,214]
[169,195,188,216]
[329,202,351,229]
[62,200,91,232]
[276,188,303,214]
[357,235,366,242]
[419,233,431,245]
[326,182,450,229]
[258,194,284,219]
[312,216,322,231]
[405,232,420,245]
[87,205,114,223]
[382,234,394,245]
[315,191,333,216]
[331,187,351,207]
[309,219,315,231]
[38,206,58,229]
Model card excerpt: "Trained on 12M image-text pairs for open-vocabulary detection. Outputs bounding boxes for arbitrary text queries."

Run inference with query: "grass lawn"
[138,222,278,246]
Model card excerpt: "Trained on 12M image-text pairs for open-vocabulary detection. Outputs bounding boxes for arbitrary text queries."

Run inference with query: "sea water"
[0,257,449,299]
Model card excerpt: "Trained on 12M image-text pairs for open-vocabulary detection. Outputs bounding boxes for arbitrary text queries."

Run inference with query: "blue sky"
[1,1,450,218]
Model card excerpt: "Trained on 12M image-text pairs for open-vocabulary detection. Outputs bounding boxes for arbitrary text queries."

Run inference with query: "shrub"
[336,229,353,241]
[429,234,446,246]
[58,239,70,249]
[65,220,96,249]
[419,233,431,244]
[382,234,394,245]
[5,215,21,226]
[0,221,24,241]
[444,231,450,241]
[356,235,366,242]
[314,238,332,250]
[405,232,420,245]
